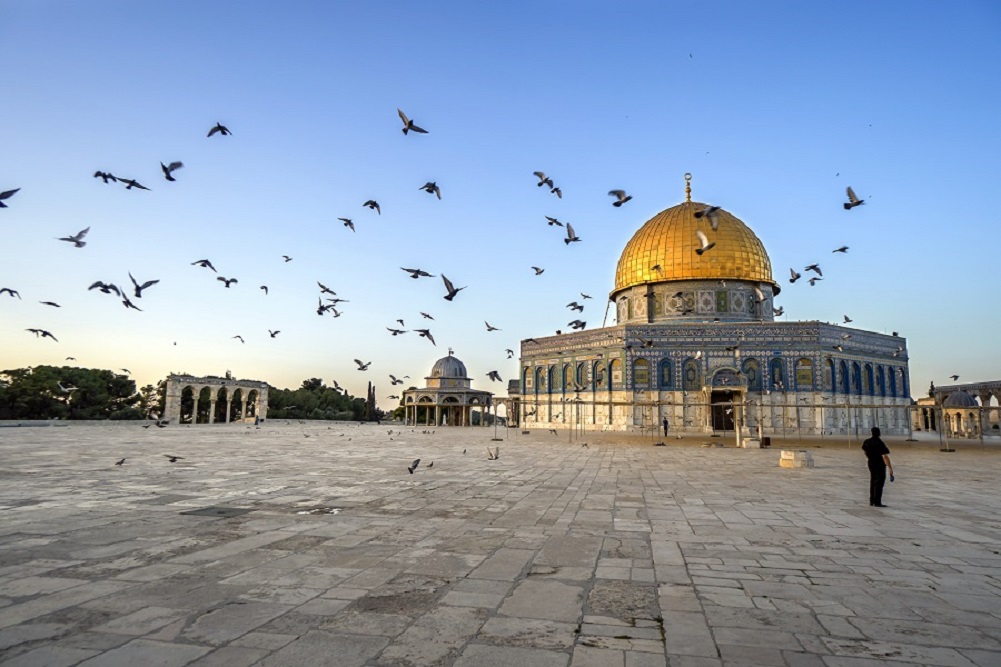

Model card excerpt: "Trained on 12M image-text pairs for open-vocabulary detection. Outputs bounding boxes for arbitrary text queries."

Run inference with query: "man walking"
[862,427,893,507]
[663,417,670,437]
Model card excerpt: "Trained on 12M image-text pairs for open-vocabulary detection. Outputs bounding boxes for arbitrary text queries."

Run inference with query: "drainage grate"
[180,506,254,518]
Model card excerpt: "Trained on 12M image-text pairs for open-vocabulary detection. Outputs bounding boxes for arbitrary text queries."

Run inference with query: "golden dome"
[613,200,778,295]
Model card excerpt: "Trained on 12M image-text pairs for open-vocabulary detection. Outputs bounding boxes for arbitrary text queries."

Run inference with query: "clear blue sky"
[3,1,999,405]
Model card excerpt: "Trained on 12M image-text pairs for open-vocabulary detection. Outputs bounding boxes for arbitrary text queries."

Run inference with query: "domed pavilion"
[403,350,494,427]
[515,175,912,436]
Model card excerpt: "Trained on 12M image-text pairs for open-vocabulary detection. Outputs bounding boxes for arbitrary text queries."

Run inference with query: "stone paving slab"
[0,424,999,666]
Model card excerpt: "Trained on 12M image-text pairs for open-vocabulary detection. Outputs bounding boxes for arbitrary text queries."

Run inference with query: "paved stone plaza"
[1,423,999,667]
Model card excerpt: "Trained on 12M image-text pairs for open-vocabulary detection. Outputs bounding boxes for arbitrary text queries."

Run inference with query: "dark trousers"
[869,464,886,505]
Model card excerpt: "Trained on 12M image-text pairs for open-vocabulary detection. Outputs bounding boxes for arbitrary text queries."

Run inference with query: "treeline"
[266,378,373,421]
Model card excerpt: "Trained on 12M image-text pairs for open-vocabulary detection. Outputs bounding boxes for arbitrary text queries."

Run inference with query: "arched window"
[825,359,835,393]
[770,358,786,391]
[863,364,874,396]
[659,359,673,389]
[899,369,908,398]
[548,366,558,394]
[851,362,862,395]
[795,358,814,391]
[839,360,849,394]
[742,358,762,391]
[683,358,701,391]
[576,362,587,388]
[593,361,606,390]
[564,364,574,392]
[609,359,623,389]
[876,366,886,397]
[633,358,651,389]
[888,367,897,397]
[523,367,532,394]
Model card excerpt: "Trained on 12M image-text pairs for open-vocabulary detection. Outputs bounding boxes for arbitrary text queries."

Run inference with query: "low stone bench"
[779,450,814,468]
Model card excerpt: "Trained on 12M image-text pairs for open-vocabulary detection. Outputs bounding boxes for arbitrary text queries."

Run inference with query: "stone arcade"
[162,373,269,424]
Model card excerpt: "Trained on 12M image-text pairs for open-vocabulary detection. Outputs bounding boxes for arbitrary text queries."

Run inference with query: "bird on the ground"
[420,312,434,320]
[164,455,184,463]
[282,255,293,262]
[1,288,20,299]
[533,171,554,188]
[551,186,562,199]
[89,281,120,296]
[427,461,434,468]
[268,330,280,338]
[397,109,428,135]
[121,293,142,311]
[569,319,586,330]
[809,277,822,286]
[844,186,864,210]
[487,371,502,382]
[487,447,498,460]
[695,229,715,255]
[217,277,238,288]
[608,190,632,207]
[389,375,404,385]
[419,182,441,199]
[581,292,592,299]
[407,458,421,474]
[531,266,544,275]
[354,359,372,370]
[129,273,159,298]
[260,285,268,295]
[27,328,58,341]
[565,224,581,244]
[485,321,501,331]
[843,315,853,323]
[442,275,465,301]
[387,327,406,336]
[93,171,117,183]
[402,267,434,279]
[0,188,20,208]
[340,218,355,232]
[415,328,436,345]
[545,216,564,227]
[160,161,183,181]
[363,200,381,214]
[789,268,801,283]
[192,259,216,272]
[506,348,514,358]
[317,282,336,295]
[115,458,125,466]
[805,264,822,276]
[207,122,231,137]
[773,306,784,316]
[233,335,245,343]
[59,227,90,248]
[950,374,960,381]
[833,246,849,253]
[694,205,722,230]
[119,178,149,191]
[567,301,583,312]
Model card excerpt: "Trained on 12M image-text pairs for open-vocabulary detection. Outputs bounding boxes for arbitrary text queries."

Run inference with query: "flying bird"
[339,218,355,232]
[789,268,801,283]
[482,321,501,332]
[833,344,843,352]
[269,330,280,338]
[282,255,293,262]
[119,178,149,191]
[59,227,90,248]
[844,186,865,210]
[387,327,407,336]
[568,319,586,330]
[260,285,268,294]
[950,374,960,381]
[506,349,514,358]
[695,229,715,255]
[354,359,372,370]
[26,328,58,341]
[129,273,159,298]
[164,455,184,462]
[551,186,562,199]
[581,292,592,299]
[41,302,61,309]
[531,266,544,275]
[407,458,421,474]
[160,161,183,181]
[419,182,441,199]
[809,277,822,286]
[487,371,502,382]
[533,172,554,188]
[93,171,117,183]
[115,458,125,466]
[1,288,20,299]
[207,122,231,137]
[317,282,336,295]
[121,293,142,311]
[420,312,434,320]
[397,109,428,135]
[567,301,583,312]
[0,188,20,208]
[402,267,434,279]
[88,281,120,296]
[57,381,77,392]
[608,190,633,207]
[564,224,581,244]
[415,328,436,345]
[843,315,853,323]
[387,395,400,400]
[192,259,216,272]
[217,277,238,288]
[773,306,784,316]
[805,264,822,276]
[545,216,564,227]
[441,275,465,301]
[233,335,245,343]
[833,246,849,253]
[389,374,404,385]
[363,200,381,214]
[694,205,721,230]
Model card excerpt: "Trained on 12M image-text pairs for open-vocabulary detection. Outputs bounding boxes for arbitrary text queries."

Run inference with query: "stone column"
[209,399,216,424]
[225,399,233,423]
[191,396,199,425]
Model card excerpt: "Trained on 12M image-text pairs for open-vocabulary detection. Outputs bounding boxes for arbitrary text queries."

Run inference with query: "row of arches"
[179,385,260,424]
[523,357,909,397]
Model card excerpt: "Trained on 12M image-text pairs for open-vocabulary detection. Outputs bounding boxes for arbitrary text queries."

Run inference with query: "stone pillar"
[209,399,216,424]
[191,396,199,424]
[225,399,233,423]
[434,405,439,426]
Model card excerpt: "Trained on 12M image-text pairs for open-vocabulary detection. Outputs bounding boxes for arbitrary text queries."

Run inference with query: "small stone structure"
[162,373,269,425]
[402,351,493,427]
[779,450,814,468]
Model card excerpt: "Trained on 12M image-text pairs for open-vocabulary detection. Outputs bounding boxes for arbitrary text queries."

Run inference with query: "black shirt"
[862,437,890,467]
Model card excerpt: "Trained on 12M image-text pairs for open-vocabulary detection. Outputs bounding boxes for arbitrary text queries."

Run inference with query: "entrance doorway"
[711,390,736,431]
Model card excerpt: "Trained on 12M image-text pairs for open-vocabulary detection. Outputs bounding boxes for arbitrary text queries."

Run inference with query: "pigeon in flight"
[402,267,434,279]
[93,172,117,183]
[121,293,142,311]
[363,200,381,214]
[192,259,216,272]
[40,302,60,310]
[565,224,581,244]
[233,335,245,343]
[164,455,184,463]
[389,374,404,385]
[950,374,960,381]
[789,268,801,283]
[533,171,554,188]
[119,178,150,191]
[773,306,784,316]
[581,292,592,299]
[568,319,586,330]
[269,330,280,338]
[407,458,421,474]
[415,328,436,345]
[809,277,822,286]
[386,327,407,336]
[420,312,434,320]
[57,381,77,392]
[89,281,120,296]
[0,288,20,299]
[0,188,20,207]
[420,182,441,199]
[160,161,183,181]
[282,255,293,262]
[207,122,231,137]
[317,282,337,295]
[442,275,465,301]
[129,273,159,298]
[339,218,355,232]
[487,370,502,382]
[833,344,843,352]
[551,186,562,199]
[843,315,853,323]
[217,277,238,288]
[26,328,58,341]
[485,321,501,332]
[397,109,428,135]
[531,266,544,275]
[844,186,864,210]
[833,246,849,253]
[694,205,721,230]
[260,285,268,294]
[506,349,514,358]
[695,229,715,255]
[545,216,564,227]
[59,227,90,248]
[567,301,583,312]
[805,264,822,276]
[608,190,633,207]
[355,359,372,370]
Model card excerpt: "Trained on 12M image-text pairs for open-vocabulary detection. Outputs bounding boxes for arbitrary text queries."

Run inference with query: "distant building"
[163,373,268,424]
[403,351,493,426]
[915,380,1001,437]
